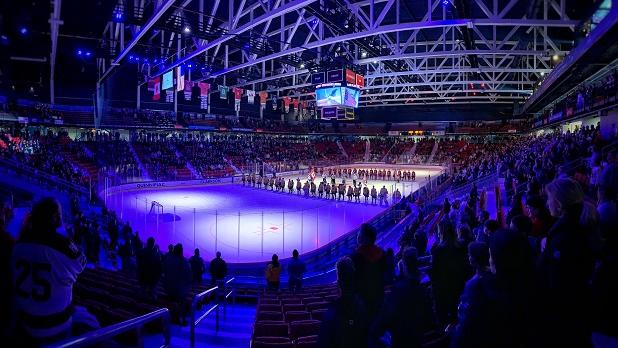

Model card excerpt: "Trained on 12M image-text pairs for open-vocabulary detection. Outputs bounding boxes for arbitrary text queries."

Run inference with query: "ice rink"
[105,165,443,263]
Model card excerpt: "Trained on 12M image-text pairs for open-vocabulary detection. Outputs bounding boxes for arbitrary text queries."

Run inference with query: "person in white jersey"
[11,198,98,345]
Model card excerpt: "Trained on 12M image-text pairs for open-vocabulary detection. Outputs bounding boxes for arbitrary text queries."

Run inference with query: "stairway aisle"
[144,303,256,348]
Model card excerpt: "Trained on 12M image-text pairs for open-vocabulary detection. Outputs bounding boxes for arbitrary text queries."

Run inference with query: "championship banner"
[345,69,356,84]
[219,85,228,99]
[175,67,184,92]
[292,98,299,113]
[184,81,193,100]
[259,91,268,109]
[198,82,210,110]
[283,96,291,113]
[165,90,173,103]
[152,76,161,101]
[356,74,365,88]
[246,90,255,104]
[234,99,241,111]
[271,95,277,110]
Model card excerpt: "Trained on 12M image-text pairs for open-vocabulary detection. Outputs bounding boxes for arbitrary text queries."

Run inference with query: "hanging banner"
[311,72,325,84]
[184,81,193,100]
[292,98,299,113]
[152,76,161,101]
[233,87,243,100]
[356,74,365,88]
[271,95,277,110]
[235,99,241,111]
[198,82,210,110]
[327,69,343,83]
[198,82,210,96]
[259,91,268,109]
[175,67,184,92]
[345,69,356,84]
[219,85,228,99]
[165,90,174,103]
[246,90,255,104]
[283,96,291,113]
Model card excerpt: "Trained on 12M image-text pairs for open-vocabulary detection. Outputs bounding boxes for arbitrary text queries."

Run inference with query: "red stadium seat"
[284,311,311,323]
[282,304,305,312]
[253,321,289,338]
[289,320,321,340]
[258,311,284,321]
[310,309,327,321]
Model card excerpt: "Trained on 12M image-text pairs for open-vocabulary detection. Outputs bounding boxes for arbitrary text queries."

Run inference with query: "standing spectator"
[189,248,205,284]
[597,186,617,245]
[136,237,162,300]
[539,178,597,347]
[525,195,553,239]
[287,249,306,293]
[318,257,369,348]
[265,254,282,291]
[209,251,228,285]
[0,200,15,340]
[370,247,433,348]
[351,223,386,319]
[451,230,538,348]
[11,198,98,344]
[429,219,470,326]
[162,244,192,325]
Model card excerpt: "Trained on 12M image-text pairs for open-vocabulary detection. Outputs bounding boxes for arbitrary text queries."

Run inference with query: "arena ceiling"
[0,0,602,110]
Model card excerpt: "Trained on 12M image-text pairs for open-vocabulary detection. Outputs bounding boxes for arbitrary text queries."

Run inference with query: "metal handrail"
[189,277,235,348]
[45,308,171,348]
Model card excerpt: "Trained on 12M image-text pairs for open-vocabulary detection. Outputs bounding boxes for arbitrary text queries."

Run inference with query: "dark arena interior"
[1,0,618,347]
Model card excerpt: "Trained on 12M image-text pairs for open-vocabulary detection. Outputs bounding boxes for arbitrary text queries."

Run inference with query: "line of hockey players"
[240,172,403,206]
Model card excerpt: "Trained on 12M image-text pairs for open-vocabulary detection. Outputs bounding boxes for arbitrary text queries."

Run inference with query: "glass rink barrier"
[101,181,386,263]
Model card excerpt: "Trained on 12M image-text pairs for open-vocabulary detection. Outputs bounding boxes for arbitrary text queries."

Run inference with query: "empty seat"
[252,340,294,348]
[301,297,323,305]
[289,320,321,340]
[259,304,282,312]
[260,298,281,306]
[253,321,289,338]
[297,335,318,348]
[306,302,329,311]
[282,303,305,312]
[281,297,302,305]
[258,311,284,321]
[285,311,311,322]
[311,309,327,321]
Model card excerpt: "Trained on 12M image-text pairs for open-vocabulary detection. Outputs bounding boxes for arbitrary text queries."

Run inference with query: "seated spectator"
[189,248,205,284]
[136,237,162,300]
[162,243,192,325]
[539,178,597,347]
[370,247,433,348]
[209,251,227,285]
[11,198,99,344]
[287,249,306,293]
[265,254,281,291]
[351,223,386,319]
[318,257,369,348]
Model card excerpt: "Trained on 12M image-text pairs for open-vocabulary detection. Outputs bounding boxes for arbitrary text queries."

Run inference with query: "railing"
[46,308,171,348]
[189,277,235,348]
[0,157,88,195]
